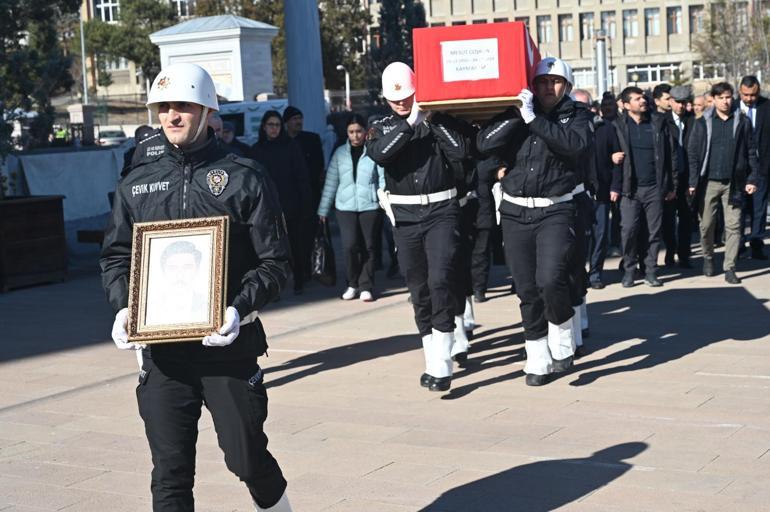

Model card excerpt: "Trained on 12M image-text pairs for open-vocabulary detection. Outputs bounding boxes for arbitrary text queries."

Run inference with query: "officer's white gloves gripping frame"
[112,306,240,349]
[202,306,240,347]
[111,308,145,350]
[518,89,536,124]
[406,100,427,127]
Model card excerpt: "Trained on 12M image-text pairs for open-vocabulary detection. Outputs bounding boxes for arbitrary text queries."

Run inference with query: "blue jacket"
[317,142,385,216]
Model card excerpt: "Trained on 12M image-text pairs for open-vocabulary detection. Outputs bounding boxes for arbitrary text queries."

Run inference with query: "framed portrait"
[126,216,229,344]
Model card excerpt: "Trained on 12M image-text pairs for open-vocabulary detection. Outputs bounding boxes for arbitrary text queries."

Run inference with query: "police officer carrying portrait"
[366,62,470,392]
[100,63,293,512]
[477,57,593,386]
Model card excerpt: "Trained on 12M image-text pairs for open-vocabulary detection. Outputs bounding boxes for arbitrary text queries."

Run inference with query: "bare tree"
[693,1,769,84]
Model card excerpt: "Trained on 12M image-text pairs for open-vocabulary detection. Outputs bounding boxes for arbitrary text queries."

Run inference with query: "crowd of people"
[103,60,768,510]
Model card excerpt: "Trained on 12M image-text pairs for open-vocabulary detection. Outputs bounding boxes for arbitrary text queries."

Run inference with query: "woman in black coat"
[250,110,312,294]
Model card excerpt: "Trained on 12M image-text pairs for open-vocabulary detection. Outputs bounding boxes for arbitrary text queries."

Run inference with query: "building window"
[644,8,660,36]
[667,6,682,35]
[430,22,446,27]
[537,15,552,44]
[94,0,120,23]
[452,20,467,25]
[493,17,509,23]
[103,56,129,71]
[559,14,574,42]
[472,19,487,24]
[170,0,190,17]
[601,11,616,39]
[623,9,639,38]
[692,62,726,80]
[573,68,596,89]
[627,62,681,84]
[735,2,749,30]
[689,5,705,34]
[580,13,595,41]
[516,16,530,32]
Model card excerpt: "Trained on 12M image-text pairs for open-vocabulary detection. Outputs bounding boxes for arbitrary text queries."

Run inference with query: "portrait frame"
[127,216,229,344]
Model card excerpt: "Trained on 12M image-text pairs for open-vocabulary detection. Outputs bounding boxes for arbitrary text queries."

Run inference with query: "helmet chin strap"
[193,107,210,141]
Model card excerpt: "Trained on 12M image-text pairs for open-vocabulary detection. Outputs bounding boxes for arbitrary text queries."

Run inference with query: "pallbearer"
[477,57,593,386]
[367,62,470,392]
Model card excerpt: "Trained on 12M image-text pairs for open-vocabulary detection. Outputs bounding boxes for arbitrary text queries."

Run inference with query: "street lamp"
[336,64,350,111]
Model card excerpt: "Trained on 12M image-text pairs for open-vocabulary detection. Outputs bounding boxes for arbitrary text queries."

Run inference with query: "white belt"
[502,183,584,208]
[458,190,478,208]
[387,187,457,206]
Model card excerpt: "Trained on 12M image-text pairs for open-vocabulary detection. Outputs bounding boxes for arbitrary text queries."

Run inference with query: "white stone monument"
[150,15,278,102]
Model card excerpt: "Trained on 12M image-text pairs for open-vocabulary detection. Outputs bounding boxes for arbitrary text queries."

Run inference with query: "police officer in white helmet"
[101,63,293,511]
[366,62,470,392]
[477,57,594,386]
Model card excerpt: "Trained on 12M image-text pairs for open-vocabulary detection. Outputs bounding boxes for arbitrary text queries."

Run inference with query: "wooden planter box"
[0,195,67,291]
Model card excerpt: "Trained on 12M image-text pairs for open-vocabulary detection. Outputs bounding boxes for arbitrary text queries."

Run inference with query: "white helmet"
[146,63,219,112]
[533,57,574,87]
[381,62,416,102]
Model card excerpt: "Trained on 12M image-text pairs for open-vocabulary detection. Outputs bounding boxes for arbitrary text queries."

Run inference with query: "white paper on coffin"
[440,38,500,83]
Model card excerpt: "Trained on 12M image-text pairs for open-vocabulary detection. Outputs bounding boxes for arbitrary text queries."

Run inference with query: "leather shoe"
[644,272,662,287]
[452,351,468,365]
[525,373,550,386]
[473,290,487,303]
[552,356,573,373]
[703,258,715,277]
[590,280,605,290]
[429,376,451,392]
[621,272,635,288]
[575,345,588,359]
[751,248,768,260]
[420,373,432,388]
[724,270,741,284]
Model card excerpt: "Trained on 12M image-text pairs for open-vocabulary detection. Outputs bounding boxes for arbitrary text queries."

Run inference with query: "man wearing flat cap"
[662,85,696,268]
[283,106,325,282]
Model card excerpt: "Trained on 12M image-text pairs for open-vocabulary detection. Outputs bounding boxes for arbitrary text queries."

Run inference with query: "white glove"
[406,100,427,127]
[202,307,240,347]
[518,89,536,124]
[111,308,145,350]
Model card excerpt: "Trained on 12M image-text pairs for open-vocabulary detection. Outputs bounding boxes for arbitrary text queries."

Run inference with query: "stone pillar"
[284,0,326,135]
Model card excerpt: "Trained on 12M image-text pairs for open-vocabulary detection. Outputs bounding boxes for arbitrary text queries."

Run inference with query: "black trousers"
[662,177,692,263]
[620,185,663,273]
[336,209,380,291]
[393,210,459,335]
[569,192,593,306]
[741,178,769,248]
[453,202,478,314]
[137,356,286,511]
[589,200,610,284]
[285,217,305,292]
[502,204,575,340]
[471,228,492,293]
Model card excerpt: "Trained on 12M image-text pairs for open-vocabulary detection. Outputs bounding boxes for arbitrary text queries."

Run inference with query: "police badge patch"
[206,169,229,196]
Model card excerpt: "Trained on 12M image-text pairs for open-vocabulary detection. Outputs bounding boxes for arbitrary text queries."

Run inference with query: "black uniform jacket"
[100,131,291,362]
[476,96,594,218]
[611,112,677,197]
[365,112,469,223]
[593,118,621,202]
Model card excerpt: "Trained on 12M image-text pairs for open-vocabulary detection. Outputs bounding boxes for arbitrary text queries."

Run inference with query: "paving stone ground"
[1,247,769,511]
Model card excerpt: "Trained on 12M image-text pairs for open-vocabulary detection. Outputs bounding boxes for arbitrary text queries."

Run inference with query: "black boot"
[525,373,550,386]
[429,376,451,392]
[703,258,715,277]
[622,271,636,288]
[420,373,433,388]
[552,356,573,373]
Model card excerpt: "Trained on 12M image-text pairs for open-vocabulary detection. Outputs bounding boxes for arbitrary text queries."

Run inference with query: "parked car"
[98,129,128,146]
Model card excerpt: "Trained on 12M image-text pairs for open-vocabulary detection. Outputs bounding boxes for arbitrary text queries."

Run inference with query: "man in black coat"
[737,75,769,260]
[284,106,326,281]
[662,85,697,268]
[687,81,760,284]
[611,86,677,288]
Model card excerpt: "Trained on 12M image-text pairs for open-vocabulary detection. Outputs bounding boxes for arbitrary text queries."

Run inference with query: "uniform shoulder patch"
[206,169,229,196]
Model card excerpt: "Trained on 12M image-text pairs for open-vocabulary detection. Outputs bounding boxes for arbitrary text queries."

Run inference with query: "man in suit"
[738,75,768,260]
[662,85,696,268]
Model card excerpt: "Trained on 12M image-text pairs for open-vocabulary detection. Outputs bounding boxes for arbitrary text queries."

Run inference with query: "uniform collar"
[162,128,220,164]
